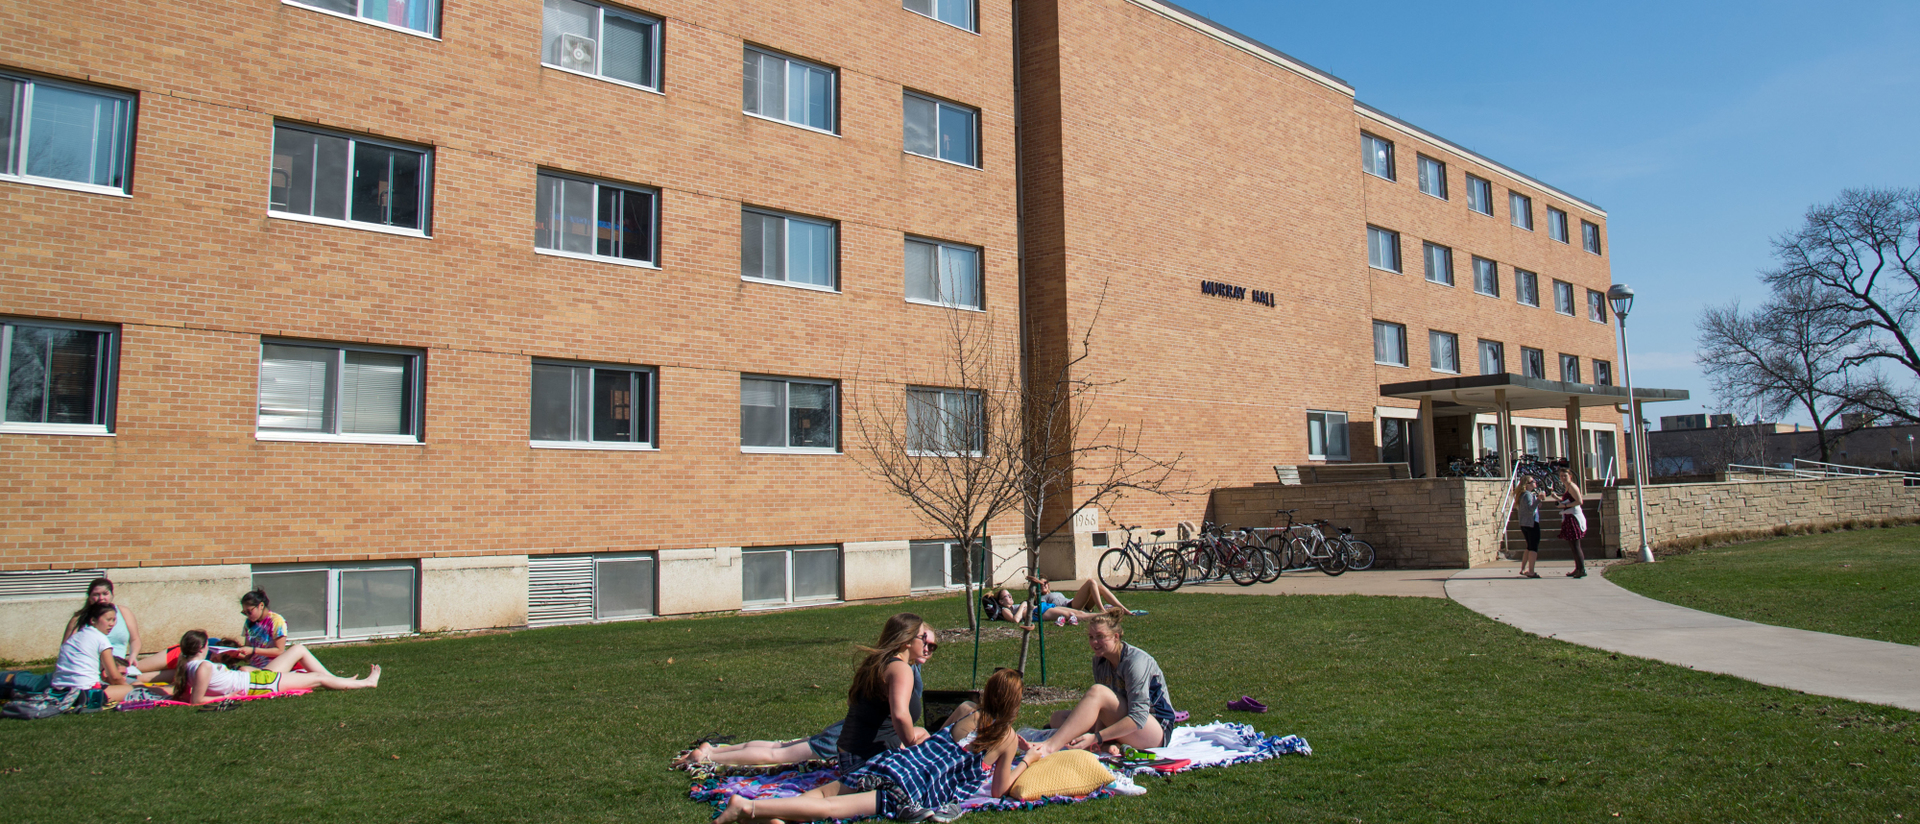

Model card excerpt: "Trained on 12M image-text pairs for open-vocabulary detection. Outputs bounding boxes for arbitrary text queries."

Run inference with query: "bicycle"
[1096,523,1168,591]
[1275,510,1347,576]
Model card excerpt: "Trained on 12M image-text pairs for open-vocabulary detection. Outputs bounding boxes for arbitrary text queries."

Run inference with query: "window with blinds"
[904,237,981,309]
[906,387,983,454]
[258,341,421,442]
[742,208,837,289]
[741,376,837,451]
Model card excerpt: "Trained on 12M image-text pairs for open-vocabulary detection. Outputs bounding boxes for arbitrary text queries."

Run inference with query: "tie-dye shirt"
[244,611,288,668]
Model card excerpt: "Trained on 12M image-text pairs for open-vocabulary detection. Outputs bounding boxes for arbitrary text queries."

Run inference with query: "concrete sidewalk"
[1447,561,1920,712]
[1177,568,1452,598]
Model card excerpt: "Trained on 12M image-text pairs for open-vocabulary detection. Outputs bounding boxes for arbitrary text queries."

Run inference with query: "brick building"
[0,0,1622,656]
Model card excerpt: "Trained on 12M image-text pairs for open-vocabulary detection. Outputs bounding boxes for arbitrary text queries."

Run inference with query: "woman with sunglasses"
[835,612,938,771]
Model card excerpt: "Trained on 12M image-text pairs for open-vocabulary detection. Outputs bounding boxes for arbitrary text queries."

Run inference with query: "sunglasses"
[919,634,939,652]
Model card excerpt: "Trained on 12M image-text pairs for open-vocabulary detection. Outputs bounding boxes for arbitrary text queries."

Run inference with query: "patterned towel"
[1144,721,1311,773]
[116,689,312,711]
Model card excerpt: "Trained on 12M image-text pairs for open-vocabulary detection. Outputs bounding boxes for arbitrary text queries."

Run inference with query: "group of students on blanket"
[679,607,1179,824]
[50,578,380,707]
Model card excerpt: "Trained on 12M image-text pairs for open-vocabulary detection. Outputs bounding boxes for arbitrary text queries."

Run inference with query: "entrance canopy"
[1378,373,1689,481]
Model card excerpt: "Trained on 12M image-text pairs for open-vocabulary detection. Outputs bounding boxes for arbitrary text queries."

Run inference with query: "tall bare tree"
[1697,282,1862,461]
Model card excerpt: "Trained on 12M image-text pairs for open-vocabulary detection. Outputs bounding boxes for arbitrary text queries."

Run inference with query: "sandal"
[1522,571,1540,578]
[1226,696,1269,713]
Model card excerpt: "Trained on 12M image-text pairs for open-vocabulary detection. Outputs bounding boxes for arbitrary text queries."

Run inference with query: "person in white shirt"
[53,602,134,702]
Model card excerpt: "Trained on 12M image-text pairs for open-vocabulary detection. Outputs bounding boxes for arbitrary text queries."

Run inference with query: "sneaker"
[1107,773,1149,796]
[1172,710,1190,723]
[928,803,966,823]
[1129,609,1149,616]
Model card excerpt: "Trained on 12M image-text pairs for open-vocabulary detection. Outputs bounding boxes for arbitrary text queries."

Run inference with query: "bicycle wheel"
[1097,548,1135,591]
[1257,542,1285,582]
[1342,538,1376,571]
[1148,548,1186,591]
[1179,541,1216,583]
[1227,545,1260,586]
[1284,537,1312,575]
[1312,538,1348,576]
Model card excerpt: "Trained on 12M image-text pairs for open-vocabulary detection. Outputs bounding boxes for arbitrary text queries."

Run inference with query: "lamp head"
[1607,284,1635,319]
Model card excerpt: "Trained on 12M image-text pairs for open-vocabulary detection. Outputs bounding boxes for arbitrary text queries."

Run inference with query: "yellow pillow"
[1008,749,1116,801]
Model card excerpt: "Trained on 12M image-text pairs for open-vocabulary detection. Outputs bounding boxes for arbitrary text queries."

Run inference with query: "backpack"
[1,686,107,720]
[0,670,52,701]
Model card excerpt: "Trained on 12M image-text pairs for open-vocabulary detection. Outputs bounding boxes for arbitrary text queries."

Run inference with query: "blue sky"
[1167,0,1920,425]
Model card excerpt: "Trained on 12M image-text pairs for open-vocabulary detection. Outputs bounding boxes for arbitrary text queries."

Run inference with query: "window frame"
[1509,191,1533,230]
[269,122,434,237]
[1372,320,1408,367]
[1423,241,1453,286]
[1582,220,1603,254]
[1472,256,1499,297]
[285,0,442,38]
[1416,154,1447,199]
[741,206,839,291]
[251,561,419,642]
[0,317,119,436]
[740,375,839,453]
[528,359,657,450]
[0,73,138,197]
[1366,225,1402,273]
[1466,174,1493,215]
[255,339,425,445]
[1515,269,1540,307]
[1553,280,1576,316]
[1360,132,1395,181]
[1306,410,1350,462]
[1588,289,1609,323]
[902,90,980,168]
[533,169,660,268]
[743,46,838,134]
[1429,330,1460,374]
[1478,339,1505,375]
[741,545,842,608]
[903,235,984,310]
[1521,346,1546,379]
[1547,207,1569,243]
[1559,353,1581,383]
[527,551,659,626]
[905,386,984,456]
[1594,360,1614,386]
[902,0,977,33]
[538,0,663,92]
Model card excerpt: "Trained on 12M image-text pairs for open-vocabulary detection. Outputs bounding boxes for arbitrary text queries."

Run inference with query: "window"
[743,208,836,289]
[1366,226,1401,273]
[744,48,836,132]
[906,387,983,454]
[1361,133,1395,180]
[1,318,117,435]
[530,361,654,448]
[535,171,657,265]
[257,341,421,442]
[1373,321,1407,366]
[290,0,439,35]
[1417,155,1446,199]
[1588,290,1608,323]
[1594,360,1613,386]
[1548,207,1569,243]
[1522,425,1551,458]
[253,562,417,641]
[0,74,135,195]
[903,0,975,31]
[1306,410,1349,462]
[905,237,982,309]
[1379,417,1410,465]
[1473,256,1498,296]
[1521,347,1546,379]
[743,545,840,606]
[1515,269,1539,307]
[1423,242,1453,285]
[1582,220,1603,254]
[527,552,656,626]
[1509,192,1533,230]
[911,539,989,591]
[1429,330,1459,373]
[541,0,660,89]
[1558,354,1581,383]
[1466,174,1492,215]
[1553,280,1575,315]
[903,92,978,167]
[741,376,836,451]
[271,124,431,234]
[1478,340,1505,375]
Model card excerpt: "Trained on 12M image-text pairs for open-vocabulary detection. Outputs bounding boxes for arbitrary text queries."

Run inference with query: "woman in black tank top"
[837,613,937,765]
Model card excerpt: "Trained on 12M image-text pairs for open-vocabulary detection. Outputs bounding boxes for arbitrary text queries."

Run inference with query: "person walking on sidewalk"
[1557,468,1588,578]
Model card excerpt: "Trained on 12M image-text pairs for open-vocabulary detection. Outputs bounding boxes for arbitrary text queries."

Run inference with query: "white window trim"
[534,246,662,270]
[909,539,987,591]
[269,210,432,239]
[741,445,841,455]
[256,431,425,446]
[0,422,113,436]
[282,0,441,39]
[903,92,981,169]
[531,440,659,452]
[743,110,842,138]
[905,150,986,172]
[253,560,419,642]
[746,275,840,294]
[903,0,981,34]
[544,63,667,97]
[904,298,987,313]
[1,175,134,199]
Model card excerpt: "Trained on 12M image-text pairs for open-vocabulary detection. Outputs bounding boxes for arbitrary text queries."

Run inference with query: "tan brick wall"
[1210,478,1508,569]
[1603,477,1920,553]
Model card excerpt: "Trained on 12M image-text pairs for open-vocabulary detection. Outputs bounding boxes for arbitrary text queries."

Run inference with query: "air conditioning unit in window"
[560,34,596,73]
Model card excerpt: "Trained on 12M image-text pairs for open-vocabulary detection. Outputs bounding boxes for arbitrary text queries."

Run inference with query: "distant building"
[1648,419,1920,476]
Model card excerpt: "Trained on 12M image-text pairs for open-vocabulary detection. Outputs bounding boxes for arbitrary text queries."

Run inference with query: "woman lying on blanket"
[1027,613,1177,759]
[674,612,935,769]
[171,630,380,704]
[984,576,1134,627]
[714,667,1028,824]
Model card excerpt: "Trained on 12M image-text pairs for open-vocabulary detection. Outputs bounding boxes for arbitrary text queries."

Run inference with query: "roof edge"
[1123,0,1354,96]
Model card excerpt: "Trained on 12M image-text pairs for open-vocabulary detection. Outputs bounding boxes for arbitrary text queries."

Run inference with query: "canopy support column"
[1495,388,1513,477]
[1565,395,1586,484]
[1419,395,1437,479]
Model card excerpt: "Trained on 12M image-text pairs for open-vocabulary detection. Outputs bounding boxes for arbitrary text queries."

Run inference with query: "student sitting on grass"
[171,630,379,704]
[62,577,145,682]
[1026,613,1176,759]
[53,602,136,703]
[983,575,1137,627]
[713,667,1028,824]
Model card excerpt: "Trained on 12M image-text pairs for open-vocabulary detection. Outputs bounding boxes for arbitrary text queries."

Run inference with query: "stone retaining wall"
[1601,476,1920,553]
[1211,478,1510,569]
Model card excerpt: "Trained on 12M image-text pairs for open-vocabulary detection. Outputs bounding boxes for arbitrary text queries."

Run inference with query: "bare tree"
[1697,281,1862,461]
[1763,187,1920,420]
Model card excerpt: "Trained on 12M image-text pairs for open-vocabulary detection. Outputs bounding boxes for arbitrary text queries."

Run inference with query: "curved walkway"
[1446,561,1920,712]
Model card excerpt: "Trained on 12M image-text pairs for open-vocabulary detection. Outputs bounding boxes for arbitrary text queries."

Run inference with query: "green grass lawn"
[1608,525,1920,646]
[3,592,1916,823]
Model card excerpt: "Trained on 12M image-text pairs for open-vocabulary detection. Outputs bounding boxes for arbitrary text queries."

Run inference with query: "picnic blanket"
[688,722,1310,818]
[117,688,312,711]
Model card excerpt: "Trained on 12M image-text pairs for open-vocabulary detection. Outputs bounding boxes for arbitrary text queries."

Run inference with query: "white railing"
[1726,459,1920,484]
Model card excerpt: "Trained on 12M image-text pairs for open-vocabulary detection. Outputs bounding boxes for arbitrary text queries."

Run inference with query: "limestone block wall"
[1210,478,1510,569]
[1602,476,1920,553]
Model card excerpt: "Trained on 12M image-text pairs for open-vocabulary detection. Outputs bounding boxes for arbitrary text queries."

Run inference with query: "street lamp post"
[1609,284,1656,564]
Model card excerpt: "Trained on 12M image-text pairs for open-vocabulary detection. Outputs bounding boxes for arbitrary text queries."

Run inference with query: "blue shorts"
[807,720,843,761]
